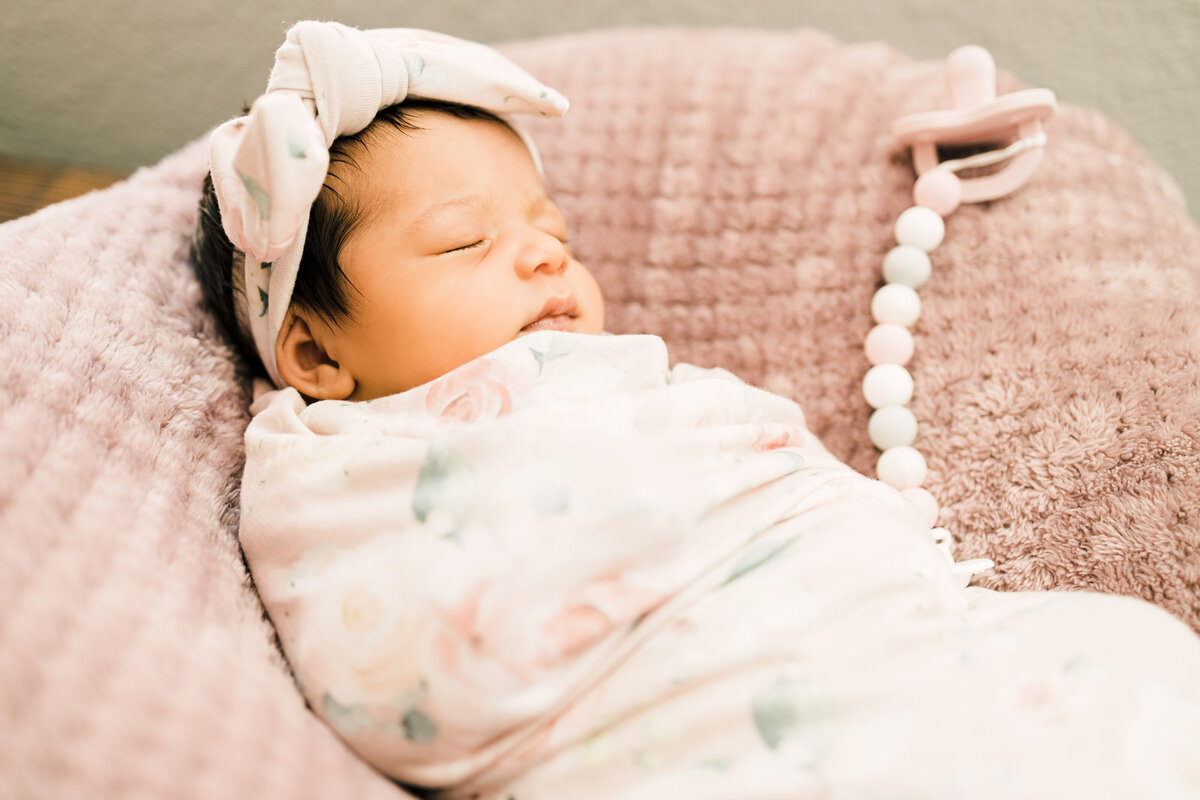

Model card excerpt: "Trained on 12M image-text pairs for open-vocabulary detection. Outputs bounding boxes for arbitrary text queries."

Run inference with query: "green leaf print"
[534,484,569,517]
[322,693,368,736]
[529,336,576,376]
[752,683,795,749]
[286,129,309,158]
[402,708,438,744]
[236,167,271,221]
[412,441,475,536]
[403,52,426,77]
[725,534,801,585]
[751,675,836,757]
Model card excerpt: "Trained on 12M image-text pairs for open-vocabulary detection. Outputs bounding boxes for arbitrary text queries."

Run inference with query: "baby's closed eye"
[441,239,487,254]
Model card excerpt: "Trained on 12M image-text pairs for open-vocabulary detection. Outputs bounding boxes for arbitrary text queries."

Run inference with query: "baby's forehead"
[349,136,555,225]
[362,108,528,163]
[346,112,545,197]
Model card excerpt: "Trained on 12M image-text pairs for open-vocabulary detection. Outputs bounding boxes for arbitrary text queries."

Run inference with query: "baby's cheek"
[571,263,606,333]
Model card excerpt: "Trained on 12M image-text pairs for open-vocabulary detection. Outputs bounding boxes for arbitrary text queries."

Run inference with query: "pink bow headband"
[208,20,569,387]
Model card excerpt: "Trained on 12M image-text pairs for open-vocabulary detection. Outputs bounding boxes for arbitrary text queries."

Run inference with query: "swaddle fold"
[240,332,846,784]
[239,333,1200,797]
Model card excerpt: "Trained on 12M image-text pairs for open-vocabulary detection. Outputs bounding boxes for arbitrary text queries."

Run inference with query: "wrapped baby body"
[240,332,1200,799]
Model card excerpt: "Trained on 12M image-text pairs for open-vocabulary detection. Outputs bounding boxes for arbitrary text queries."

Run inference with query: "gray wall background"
[2,0,1197,217]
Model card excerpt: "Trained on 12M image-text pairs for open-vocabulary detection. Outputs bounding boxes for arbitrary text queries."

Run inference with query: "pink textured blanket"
[2,27,1198,800]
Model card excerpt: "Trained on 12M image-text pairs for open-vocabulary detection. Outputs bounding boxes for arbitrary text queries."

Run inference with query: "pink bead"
[900,487,940,528]
[913,170,963,216]
[864,323,915,366]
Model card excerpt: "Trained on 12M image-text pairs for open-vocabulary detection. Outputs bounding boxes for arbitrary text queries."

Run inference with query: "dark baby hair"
[190,98,509,375]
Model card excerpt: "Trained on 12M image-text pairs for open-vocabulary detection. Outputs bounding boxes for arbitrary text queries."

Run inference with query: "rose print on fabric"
[311,559,429,692]
[429,567,669,684]
[239,333,1200,792]
[298,535,458,744]
[699,423,809,471]
[425,357,513,424]
[996,660,1101,742]
[536,574,668,668]
[748,423,806,453]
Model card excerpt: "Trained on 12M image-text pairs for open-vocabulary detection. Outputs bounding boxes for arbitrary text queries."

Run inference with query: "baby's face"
[305,110,604,401]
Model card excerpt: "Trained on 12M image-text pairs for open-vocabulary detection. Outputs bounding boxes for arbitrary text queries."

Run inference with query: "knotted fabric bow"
[209,20,569,387]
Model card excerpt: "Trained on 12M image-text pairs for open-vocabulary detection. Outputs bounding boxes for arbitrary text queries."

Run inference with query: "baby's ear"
[275,310,356,401]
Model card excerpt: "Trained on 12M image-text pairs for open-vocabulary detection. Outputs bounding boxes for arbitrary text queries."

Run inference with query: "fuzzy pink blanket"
[2,27,1198,800]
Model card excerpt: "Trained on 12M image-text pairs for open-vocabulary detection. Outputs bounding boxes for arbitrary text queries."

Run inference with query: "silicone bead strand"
[863,169,994,586]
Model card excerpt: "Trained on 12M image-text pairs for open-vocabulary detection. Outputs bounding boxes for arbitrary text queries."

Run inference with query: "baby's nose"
[513,227,568,278]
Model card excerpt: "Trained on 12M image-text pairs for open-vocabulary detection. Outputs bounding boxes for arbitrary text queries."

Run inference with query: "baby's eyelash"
[445,240,485,254]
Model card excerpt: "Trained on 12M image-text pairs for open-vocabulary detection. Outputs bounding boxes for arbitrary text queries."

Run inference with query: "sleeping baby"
[192,20,1200,800]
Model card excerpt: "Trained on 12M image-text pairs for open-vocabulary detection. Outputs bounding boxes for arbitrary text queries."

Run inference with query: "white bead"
[868,405,918,449]
[894,206,945,252]
[862,364,914,409]
[871,283,921,327]
[864,323,914,366]
[877,445,927,490]
[882,245,932,288]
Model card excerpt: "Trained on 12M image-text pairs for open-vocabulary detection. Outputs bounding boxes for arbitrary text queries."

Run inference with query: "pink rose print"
[749,423,805,453]
[541,606,612,663]
[431,572,668,683]
[536,574,667,669]
[1014,677,1070,727]
[425,358,513,424]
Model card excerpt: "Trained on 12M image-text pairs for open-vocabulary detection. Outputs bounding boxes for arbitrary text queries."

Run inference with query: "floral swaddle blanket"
[240,332,1200,799]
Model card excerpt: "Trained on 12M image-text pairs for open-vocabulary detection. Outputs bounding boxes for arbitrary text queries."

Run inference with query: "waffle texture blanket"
[3,26,1200,800]
[241,332,1200,797]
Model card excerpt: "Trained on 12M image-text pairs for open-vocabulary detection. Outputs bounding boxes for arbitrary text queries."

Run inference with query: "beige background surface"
[1,0,1197,216]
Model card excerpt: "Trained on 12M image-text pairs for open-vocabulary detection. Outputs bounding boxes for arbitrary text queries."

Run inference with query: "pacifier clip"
[864,45,1056,585]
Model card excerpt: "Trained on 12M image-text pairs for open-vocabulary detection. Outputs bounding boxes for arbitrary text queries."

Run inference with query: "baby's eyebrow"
[404,189,558,232]
[407,193,489,231]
